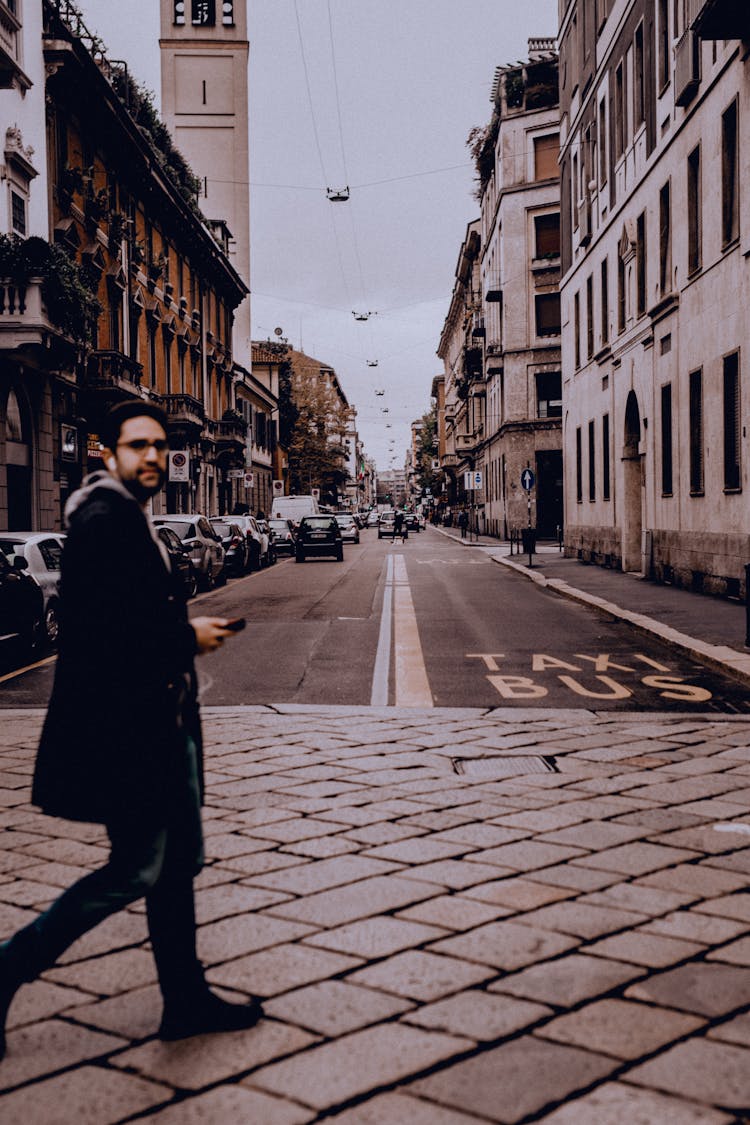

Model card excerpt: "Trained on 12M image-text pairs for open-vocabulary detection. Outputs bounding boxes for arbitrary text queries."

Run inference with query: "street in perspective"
[2,0,750,1123]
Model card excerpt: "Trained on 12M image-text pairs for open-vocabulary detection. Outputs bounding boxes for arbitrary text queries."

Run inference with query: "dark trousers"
[3,743,205,1007]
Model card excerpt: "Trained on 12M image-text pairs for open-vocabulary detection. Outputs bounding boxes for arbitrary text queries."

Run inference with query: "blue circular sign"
[521,469,536,491]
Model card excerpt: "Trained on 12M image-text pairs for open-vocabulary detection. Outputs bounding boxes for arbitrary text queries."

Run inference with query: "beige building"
[559,0,750,594]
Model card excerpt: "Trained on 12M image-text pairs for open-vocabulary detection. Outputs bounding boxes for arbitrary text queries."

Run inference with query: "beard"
[123,467,166,503]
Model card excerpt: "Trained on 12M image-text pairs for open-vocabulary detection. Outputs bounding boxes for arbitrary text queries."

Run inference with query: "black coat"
[32,480,201,825]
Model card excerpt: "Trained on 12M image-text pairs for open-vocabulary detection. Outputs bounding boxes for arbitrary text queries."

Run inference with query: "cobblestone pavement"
[1,705,750,1123]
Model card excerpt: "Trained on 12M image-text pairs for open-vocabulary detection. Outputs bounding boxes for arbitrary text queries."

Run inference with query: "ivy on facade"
[0,234,101,344]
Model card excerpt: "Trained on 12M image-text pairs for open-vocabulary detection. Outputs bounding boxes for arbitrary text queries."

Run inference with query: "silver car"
[0,532,66,646]
[152,515,225,590]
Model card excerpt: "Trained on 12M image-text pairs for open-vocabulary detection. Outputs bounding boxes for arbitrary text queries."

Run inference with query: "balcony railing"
[455,433,477,450]
[441,453,458,468]
[85,350,143,395]
[0,279,57,348]
[163,393,205,429]
[688,0,750,38]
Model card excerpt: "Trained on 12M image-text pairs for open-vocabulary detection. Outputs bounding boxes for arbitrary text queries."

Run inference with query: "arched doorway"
[4,386,34,530]
[622,390,643,572]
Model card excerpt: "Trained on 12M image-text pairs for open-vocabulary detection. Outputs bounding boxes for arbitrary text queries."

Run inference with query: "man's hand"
[191,617,238,654]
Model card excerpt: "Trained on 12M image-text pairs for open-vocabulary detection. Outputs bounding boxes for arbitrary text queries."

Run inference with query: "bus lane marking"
[392,555,432,707]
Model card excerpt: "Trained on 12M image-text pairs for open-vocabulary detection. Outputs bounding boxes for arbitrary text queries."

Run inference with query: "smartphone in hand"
[223,617,246,632]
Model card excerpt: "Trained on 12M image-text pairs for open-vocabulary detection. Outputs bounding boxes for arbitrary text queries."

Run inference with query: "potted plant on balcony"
[0,234,101,343]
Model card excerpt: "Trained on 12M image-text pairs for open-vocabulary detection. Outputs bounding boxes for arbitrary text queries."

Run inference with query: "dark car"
[268,517,296,556]
[156,525,199,598]
[404,512,420,533]
[295,516,343,562]
[0,532,66,646]
[0,551,44,666]
[209,519,249,577]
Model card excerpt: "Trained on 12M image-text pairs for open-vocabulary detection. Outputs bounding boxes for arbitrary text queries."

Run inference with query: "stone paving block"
[282,836,362,858]
[571,841,699,876]
[361,837,474,864]
[0,1065,172,1125]
[244,816,350,843]
[67,984,164,1039]
[489,952,644,1007]
[626,1038,750,1109]
[527,864,620,892]
[19,838,111,867]
[536,997,703,1059]
[428,920,578,970]
[641,910,748,945]
[402,988,551,1041]
[0,878,60,908]
[325,1091,485,1124]
[637,863,747,897]
[707,1012,750,1046]
[461,877,576,912]
[628,777,743,804]
[314,802,425,827]
[409,1035,616,1123]
[517,900,646,939]
[536,821,647,851]
[461,840,586,872]
[584,930,703,968]
[114,1019,317,1090]
[197,913,317,965]
[704,848,750,875]
[0,1019,126,1091]
[491,807,589,832]
[583,882,695,915]
[536,1081,733,1124]
[706,934,750,965]
[650,826,750,855]
[399,859,511,889]
[5,861,92,890]
[219,851,310,877]
[194,882,292,924]
[7,979,92,1029]
[304,915,448,958]
[430,824,530,849]
[250,1023,473,1111]
[342,822,430,846]
[348,949,495,1001]
[209,941,360,997]
[397,894,510,931]
[138,1085,313,1125]
[46,948,156,996]
[201,833,270,860]
[625,961,750,1016]
[264,979,414,1036]
[262,871,440,927]
[694,891,750,921]
[245,854,402,895]
[57,911,148,965]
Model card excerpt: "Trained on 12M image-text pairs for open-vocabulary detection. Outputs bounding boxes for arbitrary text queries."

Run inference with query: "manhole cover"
[452,755,558,779]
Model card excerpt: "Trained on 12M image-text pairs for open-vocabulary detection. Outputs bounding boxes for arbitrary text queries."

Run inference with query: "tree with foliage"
[286,361,350,505]
[413,404,442,498]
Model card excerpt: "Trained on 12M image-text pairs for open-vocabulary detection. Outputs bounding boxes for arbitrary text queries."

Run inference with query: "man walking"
[458,508,469,539]
[392,509,404,542]
[0,401,262,1058]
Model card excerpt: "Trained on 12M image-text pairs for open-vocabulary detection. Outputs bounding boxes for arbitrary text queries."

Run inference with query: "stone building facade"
[559,0,750,593]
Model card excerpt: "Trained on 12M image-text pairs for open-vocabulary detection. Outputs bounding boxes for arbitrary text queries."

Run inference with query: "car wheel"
[202,568,215,592]
[187,567,199,599]
[44,600,61,647]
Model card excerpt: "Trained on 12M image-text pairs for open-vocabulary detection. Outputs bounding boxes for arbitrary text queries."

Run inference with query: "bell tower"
[159,1,250,360]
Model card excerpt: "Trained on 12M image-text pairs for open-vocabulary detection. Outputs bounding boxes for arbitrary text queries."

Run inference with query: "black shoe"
[158,990,264,1041]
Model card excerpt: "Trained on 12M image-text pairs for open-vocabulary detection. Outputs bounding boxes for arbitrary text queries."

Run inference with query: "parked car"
[155,525,199,598]
[366,510,380,527]
[377,512,408,539]
[295,516,343,562]
[210,518,249,576]
[404,512,420,534]
[268,517,296,556]
[271,494,320,525]
[0,550,44,664]
[256,519,277,566]
[230,515,265,570]
[0,532,66,647]
[152,515,224,590]
[334,513,360,544]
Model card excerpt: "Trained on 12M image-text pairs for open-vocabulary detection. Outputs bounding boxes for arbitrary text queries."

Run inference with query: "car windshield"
[210,521,233,535]
[302,517,334,529]
[269,520,289,531]
[0,540,25,562]
[155,520,195,539]
[335,516,354,525]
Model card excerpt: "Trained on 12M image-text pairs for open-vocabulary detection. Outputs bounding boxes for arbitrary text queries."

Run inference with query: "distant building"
[559,0,750,594]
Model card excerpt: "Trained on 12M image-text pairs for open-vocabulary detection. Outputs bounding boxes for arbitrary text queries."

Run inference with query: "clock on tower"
[173,1,233,27]
[191,0,215,26]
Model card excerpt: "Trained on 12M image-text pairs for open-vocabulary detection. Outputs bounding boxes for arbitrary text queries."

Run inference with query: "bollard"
[746,563,750,648]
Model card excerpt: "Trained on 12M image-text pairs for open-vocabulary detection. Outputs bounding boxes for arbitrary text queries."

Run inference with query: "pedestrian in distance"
[393,509,405,543]
[458,508,469,539]
[0,401,262,1060]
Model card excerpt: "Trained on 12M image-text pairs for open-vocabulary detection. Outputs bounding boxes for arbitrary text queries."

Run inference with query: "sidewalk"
[1,704,750,1122]
[434,525,750,688]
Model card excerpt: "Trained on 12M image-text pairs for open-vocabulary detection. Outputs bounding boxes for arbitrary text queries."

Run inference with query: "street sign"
[473,471,483,489]
[272,479,284,495]
[521,468,536,491]
[169,450,190,482]
[311,488,320,500]
[227,469,245,479]
[243,471,254,489]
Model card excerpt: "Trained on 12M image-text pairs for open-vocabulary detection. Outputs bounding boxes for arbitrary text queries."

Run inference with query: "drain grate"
[452,755,558,779]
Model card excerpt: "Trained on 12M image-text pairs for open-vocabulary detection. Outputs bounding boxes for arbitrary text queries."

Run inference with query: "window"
[536,372,562,418]
[535,293,561,337]
[723,352,741,490]
[634,24,645,128]
[689,368,704,494]
[574,292,581,368]
[534,134,560,181]
[534,213,560,259]
[572,152,579,229]
[586,275,594,360]
[722,99,739,247]
[636,211,647,317]
[661,383,673,494]
[576,427,583,503]
[148,326,157,389]
[658,0,670,91]
[588,420,596,501]
[659,180,671,296]
[687,145,702,274]
[615,62,625,159]
[598,98,608,186]
[617,252,626,333]
[602,413,610,499]
[601,257,609,346]
[10,190,26,236]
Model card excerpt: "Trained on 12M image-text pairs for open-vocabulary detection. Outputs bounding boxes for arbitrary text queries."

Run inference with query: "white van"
[271,495,320,525]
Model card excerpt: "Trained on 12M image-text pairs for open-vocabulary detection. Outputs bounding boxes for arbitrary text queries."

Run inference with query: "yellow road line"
[392,554,432,707]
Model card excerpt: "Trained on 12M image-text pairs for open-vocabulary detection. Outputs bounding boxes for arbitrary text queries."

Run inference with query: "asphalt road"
[2,525,747,712]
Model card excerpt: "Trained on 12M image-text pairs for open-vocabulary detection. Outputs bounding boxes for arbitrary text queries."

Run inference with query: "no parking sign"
[168,450,190,482]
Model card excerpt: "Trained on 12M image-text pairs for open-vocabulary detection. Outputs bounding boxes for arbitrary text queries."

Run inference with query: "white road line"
[392,554,433,707]
[370,553,394,707]
[0,654,56,686]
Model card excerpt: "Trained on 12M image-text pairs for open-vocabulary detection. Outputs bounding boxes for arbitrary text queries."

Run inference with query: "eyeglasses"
[117,439,169,453]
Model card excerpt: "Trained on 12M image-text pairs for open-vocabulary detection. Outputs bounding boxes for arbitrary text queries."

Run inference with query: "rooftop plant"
[0,234,101,344]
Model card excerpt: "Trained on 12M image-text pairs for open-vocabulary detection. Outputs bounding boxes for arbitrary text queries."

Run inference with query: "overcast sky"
[78,0,557,470]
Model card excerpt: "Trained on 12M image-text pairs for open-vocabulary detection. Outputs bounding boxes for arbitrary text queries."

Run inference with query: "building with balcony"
[559,0,749,595]
[478,39,562,539]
